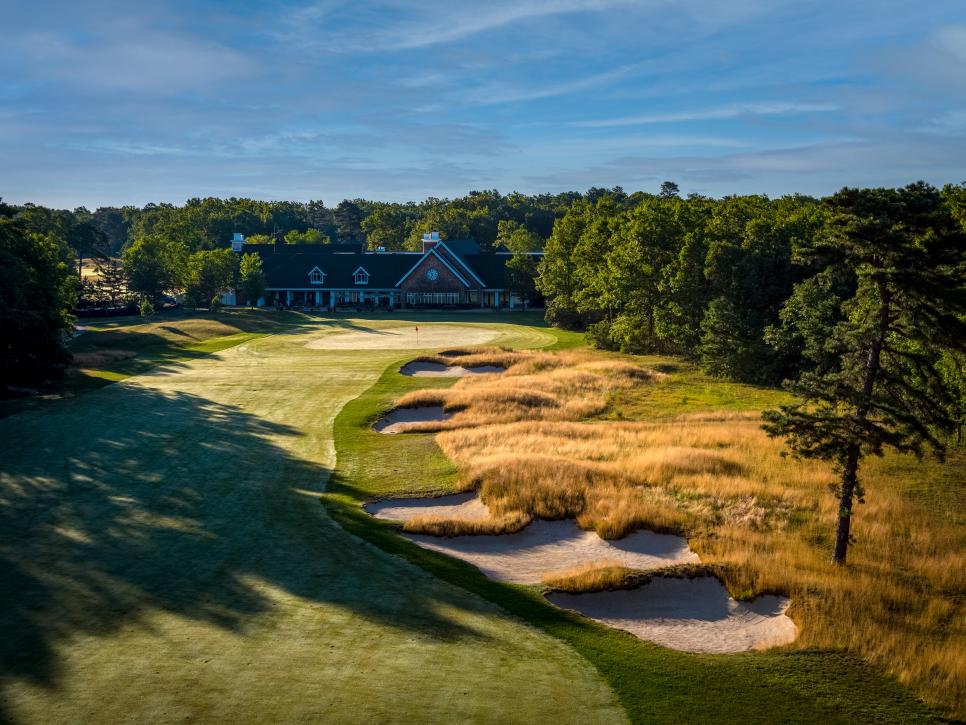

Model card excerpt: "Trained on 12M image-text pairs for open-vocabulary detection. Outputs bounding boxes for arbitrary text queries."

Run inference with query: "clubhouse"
[223,232,541,310]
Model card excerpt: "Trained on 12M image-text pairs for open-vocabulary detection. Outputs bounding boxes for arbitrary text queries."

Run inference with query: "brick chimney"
[421,231,441,253]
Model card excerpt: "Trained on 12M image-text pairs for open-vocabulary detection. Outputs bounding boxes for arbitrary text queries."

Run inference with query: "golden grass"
[402,510,532,537]
[542,562,722,594]
[391,350,663,432]
[542,562,640,592]
[388,348,966,717]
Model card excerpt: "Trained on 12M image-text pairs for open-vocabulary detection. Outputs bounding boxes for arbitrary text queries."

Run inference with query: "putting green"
[0,317,622,724]
[307,323,502,350]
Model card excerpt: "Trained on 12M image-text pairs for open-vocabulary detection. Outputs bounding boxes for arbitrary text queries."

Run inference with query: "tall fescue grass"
[390,350,663,431]
[390,348,965,717]
[542,562,639,592]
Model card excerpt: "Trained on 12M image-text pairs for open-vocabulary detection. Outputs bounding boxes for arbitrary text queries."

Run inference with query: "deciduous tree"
[185,248,237,310]
[122,235,186,305]
[238,253,266,308]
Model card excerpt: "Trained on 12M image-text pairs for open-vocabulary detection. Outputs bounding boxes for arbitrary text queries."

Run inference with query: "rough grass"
[542,562,724,594]
[329,350,950,724]
[542,563,641,593]
[399,352,966,718]
[402,510,532,537]
[389,350,664,432]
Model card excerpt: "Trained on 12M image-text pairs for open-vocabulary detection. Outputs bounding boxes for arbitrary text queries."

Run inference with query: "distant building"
[224,232,541,310]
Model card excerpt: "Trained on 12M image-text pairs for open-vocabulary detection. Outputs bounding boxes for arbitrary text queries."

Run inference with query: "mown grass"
[2,315,628,723]
[328,352,952,724]
[0,309,307,417]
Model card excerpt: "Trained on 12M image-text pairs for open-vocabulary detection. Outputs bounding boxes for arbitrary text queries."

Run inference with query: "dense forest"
[1,190,592,259]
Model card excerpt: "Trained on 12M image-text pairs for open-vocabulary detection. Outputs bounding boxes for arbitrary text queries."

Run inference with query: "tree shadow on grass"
[0,385,491,722]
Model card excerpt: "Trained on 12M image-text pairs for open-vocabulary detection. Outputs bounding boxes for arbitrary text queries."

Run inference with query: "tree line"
[4,189,597,259]
[536,181,966,562]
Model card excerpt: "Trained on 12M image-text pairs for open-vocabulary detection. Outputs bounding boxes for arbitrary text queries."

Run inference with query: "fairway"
[0,315,621,724]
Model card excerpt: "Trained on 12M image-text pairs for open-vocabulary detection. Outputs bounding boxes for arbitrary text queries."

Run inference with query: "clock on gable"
[426,267,439,281]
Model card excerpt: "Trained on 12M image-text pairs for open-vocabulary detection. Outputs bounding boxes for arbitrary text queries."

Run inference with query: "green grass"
[0,314,624,724]
[602,354,794,419]
[327,352,953,724]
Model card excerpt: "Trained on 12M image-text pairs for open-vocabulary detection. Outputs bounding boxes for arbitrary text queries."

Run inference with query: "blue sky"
[2,0,965,208]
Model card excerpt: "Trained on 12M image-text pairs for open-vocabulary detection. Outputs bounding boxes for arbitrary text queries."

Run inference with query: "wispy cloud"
[571,102,839,127]
[461,63,646,105]
[290,0,642,52]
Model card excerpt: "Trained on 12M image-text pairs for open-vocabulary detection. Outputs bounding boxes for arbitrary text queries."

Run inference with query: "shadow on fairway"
[0,385,490,722]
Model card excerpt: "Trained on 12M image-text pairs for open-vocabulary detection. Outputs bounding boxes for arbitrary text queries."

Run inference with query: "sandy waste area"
[400,361,504,377]
[404,518,699,583]
[373,406,452,434]
[548,577,797,653]
[366,492,490,521]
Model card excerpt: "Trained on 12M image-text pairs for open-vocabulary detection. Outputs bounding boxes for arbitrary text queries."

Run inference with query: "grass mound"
[396,352,965,717]
[389,349,663,433]
[402,510,532,537]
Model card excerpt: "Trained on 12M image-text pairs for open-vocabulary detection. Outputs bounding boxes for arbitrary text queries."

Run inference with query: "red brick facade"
[398,248,496,307]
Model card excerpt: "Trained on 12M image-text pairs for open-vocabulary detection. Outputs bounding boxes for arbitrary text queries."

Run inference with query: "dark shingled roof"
[237,241,542,290]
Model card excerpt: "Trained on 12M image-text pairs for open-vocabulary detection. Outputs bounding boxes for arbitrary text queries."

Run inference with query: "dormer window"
[308,267,325,285]
[353,267,370,285]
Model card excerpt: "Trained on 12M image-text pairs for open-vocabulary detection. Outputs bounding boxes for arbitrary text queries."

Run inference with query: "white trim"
[352,266,370,285]
[434,241,486,286]
[308,266,325,285]
[394,248,471,288]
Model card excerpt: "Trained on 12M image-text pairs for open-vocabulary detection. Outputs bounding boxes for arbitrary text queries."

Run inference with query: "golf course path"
[0,318,622,724]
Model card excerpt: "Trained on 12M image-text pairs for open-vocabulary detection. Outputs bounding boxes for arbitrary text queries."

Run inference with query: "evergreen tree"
[659,180,680,198]
[93,257,129,309]
[334,200,366,244]
[763,182,966,564]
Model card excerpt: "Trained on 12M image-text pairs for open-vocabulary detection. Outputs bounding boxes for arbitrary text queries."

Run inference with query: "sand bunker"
[365,492,491,522]
[404,519,699,583]
[308,325,499,350]
[373,406,452,434]
[400,361,504,377]
[548,577,797,653]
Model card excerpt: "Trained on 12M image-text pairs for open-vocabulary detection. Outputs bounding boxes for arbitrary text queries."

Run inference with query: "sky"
[2,0,965,208]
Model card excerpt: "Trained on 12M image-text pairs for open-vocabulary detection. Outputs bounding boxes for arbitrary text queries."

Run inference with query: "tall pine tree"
[763,182,966,564]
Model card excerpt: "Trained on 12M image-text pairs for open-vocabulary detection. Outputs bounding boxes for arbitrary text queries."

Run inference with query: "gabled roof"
[433,241,486,287]
[395,247,471,287]
[243,245,400,288]
[441,239,481,256]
